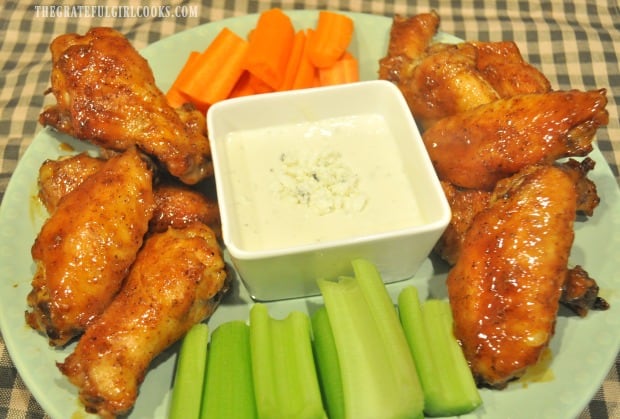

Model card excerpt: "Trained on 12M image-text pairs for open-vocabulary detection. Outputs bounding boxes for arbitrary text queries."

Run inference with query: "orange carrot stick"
[247,72,275,94]
[279,30,307,91]
[165,51,200,108]
[243,8,295,89]
[178,27,249,107]
[318,52,360,86]
[228,71,256,98]
[292,29,318,90]
[307,11,354,68]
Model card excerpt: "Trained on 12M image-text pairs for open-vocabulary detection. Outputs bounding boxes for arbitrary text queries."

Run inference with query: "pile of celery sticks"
[169,258,482,419]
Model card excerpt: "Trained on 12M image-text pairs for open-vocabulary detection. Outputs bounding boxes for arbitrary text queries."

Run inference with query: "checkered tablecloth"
[1,0,618,418]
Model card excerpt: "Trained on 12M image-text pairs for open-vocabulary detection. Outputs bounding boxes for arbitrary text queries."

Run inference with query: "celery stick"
[169,323,209,419]
[200,320,257,419]
[317,258,424,419]
[249,303,327,419]
[398,286,482,416]
[311,306,345,419]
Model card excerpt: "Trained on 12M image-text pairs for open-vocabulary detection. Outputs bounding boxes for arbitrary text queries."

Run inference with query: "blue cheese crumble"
[276,149,367,215]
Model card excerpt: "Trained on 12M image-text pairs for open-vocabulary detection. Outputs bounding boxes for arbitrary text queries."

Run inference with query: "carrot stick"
[178,27,249,107]
[318,52,360,86]
[247,72,275,94]
[165,51,200,108]
[307,11,354,68]
[228,71,256,98]
[292,29,318,90]
[279,30,307,91]
[243,8,295,90]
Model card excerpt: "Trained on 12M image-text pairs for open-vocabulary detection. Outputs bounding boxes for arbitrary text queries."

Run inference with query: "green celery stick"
[169,323,209,419]
[311,306,345,419]
[200,320,257,419]
[317,258,424,419]
[398,286,482,416]
[249,303,327,419]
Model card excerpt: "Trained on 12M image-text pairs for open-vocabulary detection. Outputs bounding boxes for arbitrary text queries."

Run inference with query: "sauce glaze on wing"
[39,27,212,185]
[26,147,154,347]
[58,223,228,418]
[447,165,577,388]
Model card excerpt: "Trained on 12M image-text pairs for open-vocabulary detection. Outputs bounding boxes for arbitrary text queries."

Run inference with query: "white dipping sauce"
[224,114,424,251]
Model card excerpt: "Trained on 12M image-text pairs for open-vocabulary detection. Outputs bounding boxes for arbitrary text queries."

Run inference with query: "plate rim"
[1,9,619,419]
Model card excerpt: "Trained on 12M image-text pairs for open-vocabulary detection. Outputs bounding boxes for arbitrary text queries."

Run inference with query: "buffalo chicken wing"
[58,223,228,418]
[447,165,578,388]
[422,89,608,190]
[39,27,212,184]
[26,148,154,347]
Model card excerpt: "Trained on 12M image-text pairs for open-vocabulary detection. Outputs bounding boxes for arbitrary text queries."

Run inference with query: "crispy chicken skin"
[562,266,610,317]
[36,153,222,238]
[436,157,600,265]
[422,89,609,190]
[58,223,228,418]
[472,41,551,97]
[439,158,606,318]
[38,27,212,184]
[378,16,551,130]
[150,182,221,238]
[37,152,105,213]
[393,43,501,130]
[378,11,440,83]
[26,148,154,347]
[447,165,577,388]
[557,157,600,216]
[434,181,491,265]
[379,11,439,66]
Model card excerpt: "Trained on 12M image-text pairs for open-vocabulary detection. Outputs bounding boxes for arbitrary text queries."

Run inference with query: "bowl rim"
[207,80,451,261]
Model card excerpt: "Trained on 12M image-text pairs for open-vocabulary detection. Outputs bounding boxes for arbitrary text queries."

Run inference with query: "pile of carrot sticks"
[166,9,359,112]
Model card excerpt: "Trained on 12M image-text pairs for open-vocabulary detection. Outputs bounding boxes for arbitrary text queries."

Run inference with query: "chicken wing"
[447,165,577,388]
[58,222,228,418]
[437,157,601,265]
[150,182,221,238]
[393,42,501,130]
[472,41,551,97]
[434,181,491,265]
[562,266,610,317]
[557,157,600,216]
[39,27,212,184]
[37,152,105,213]
[422,89,608,190]
[37,151,222,239]
[26,147,154,347]
[379,14,555,131]
[378,11,440,84]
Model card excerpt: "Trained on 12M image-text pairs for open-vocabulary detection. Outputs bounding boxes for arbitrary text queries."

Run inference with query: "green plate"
[1,10,618,419]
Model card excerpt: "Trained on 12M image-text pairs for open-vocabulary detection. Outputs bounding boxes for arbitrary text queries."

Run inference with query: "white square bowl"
[207,80,450,301]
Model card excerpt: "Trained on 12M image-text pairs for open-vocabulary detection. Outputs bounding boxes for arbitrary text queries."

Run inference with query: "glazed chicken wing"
[37,152,222,238]
[562,266,610,317]
[37,152,105,213]
[26,148,154,347]
[150,182,221,238]
[434,181,491,265]
[379,14,553,130]
[378,11,440,84]
[392,42,501,130]
[58,223,228,418]
[447,165,577,388]
[557,157,600,216]
[422,89,608,190]
[472,41,551,97]
[39,27,212,184]
[437,157,601,265]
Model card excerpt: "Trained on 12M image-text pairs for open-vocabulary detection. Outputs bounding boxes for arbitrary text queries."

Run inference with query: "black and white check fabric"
[1,0,618,418]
